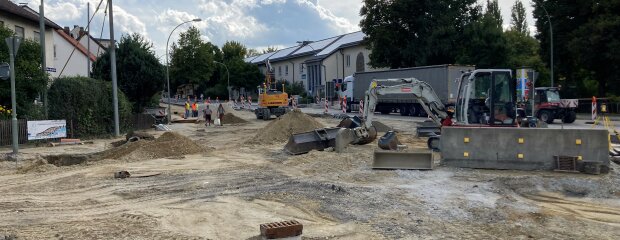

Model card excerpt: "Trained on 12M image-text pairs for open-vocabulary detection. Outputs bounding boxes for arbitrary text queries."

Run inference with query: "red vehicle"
[533,87,577,124]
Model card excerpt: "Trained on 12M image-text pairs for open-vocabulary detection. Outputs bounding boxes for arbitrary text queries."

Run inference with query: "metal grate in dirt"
[260,220,303,239]
[555,155,578,172]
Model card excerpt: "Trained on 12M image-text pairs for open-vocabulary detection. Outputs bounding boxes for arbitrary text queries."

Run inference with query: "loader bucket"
[284,127,343,155]
[336,115,362,128]
[373,149,434,170]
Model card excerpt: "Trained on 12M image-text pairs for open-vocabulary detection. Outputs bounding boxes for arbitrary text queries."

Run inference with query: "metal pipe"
[539,2,553,87]
[7,37,19,154]
[108,0,119,136]
[39,2,47,118]
[87,2,90,78]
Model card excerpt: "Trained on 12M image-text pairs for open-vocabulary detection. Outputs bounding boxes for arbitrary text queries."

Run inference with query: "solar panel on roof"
[269,46,300,60]
[316,31,364,56]
[293,36,340,55]
[251,52,276,63]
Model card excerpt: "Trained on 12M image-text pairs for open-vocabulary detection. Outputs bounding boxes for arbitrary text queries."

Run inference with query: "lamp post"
[538,1,554,87]
[165,18,202,123]
[5,37,21,154]
[213,61,230,100]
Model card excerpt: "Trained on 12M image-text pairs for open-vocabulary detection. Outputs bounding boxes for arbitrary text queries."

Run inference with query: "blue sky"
[20,0,536,59]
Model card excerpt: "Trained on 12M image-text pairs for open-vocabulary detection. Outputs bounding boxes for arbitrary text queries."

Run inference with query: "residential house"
[245,31,383,97]
[0,0,97,78]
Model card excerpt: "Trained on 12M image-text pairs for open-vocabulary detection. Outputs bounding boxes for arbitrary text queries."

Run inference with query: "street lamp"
[165,18,201,123]
[538,1,554,87]
[213,61,230,100]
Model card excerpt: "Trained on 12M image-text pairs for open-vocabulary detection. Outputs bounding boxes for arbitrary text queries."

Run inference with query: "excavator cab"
[455,70,516,126]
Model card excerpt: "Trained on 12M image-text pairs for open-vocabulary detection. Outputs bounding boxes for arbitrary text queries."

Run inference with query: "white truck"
[339,64,474,116]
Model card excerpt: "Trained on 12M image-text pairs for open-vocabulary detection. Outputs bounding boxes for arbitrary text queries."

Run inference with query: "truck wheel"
[417,105,428,117]
[262,109,270,121]
[399,106,409,116]
[539,110,554,124]
[408,105,418,116]
[562,111,576,123]
[427,136,441,151]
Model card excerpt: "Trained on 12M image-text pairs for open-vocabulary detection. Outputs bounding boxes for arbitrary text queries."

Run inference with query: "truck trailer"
[339,64,474,116]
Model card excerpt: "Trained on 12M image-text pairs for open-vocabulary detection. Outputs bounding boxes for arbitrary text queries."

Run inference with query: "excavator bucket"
[336,116,363,128]
[373,149,435,170]
[284,128,342,155]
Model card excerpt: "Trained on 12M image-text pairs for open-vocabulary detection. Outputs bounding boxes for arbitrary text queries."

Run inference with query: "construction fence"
[0,113,156,147]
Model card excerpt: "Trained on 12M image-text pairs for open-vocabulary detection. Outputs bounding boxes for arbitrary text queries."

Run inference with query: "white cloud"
[295,0,359,33]
[261,0,287,4]
[111,5,148,37]
[197,0,269,40]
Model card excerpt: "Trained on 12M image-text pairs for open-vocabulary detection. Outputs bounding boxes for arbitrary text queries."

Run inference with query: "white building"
[0,0,96,78]
[245,31,384,97]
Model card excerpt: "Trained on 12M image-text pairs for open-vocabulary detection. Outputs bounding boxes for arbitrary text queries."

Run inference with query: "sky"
[19,0,536,60]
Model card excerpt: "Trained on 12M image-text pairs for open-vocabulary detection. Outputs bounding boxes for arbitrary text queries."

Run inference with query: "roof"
[245,31,366,65]
[316,31,364,57]
[0,1,61,29]
[76,33,108,50]
[55,29,97,62]
[250,51,277,64]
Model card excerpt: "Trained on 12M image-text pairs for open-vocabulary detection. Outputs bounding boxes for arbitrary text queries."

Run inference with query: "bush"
[48,77,132,137]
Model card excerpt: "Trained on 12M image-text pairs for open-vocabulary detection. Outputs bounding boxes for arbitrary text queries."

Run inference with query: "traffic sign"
[46,67,56,72]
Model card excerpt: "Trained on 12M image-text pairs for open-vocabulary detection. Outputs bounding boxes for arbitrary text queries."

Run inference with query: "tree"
[262,46,279,54]
[0,26,48,118]
[246,48,260,58]
[360,0,479,68]
[48,77,132,137]
[222,41,247,62]
[169,26,216,96]
[92,33,164,112]
[534,0,619,98]
[511,0,529,35]
[457,4,508,68]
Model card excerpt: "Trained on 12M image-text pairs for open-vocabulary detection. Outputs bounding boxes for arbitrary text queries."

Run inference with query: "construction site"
[1,94,620,239]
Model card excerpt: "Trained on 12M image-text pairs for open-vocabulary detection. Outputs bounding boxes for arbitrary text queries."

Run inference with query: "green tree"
[0,26,48,118]
[246,48,260,58]
[48,77,132,137]
[222,41,247,61]
[170,26,216,95]
[457,4,508,68]
[262,46,279,54]
[510,0,529,35]
[485,0,503,29]
[360,0,479,68]
[92,33,164,112]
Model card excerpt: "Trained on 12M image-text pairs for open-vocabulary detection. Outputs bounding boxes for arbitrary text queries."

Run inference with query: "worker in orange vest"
[191,101,198,117]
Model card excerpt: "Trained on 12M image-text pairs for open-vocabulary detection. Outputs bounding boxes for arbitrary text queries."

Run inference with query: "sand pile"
[221,113,248,124]
[17,158,58,174]
[98,132,205,161]
[247,109,324,144]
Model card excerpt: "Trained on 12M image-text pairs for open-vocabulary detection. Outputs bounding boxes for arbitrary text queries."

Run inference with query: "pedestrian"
[217,103,225,126]
[184,100,190,119]
[200,93,204,102]
[203,105,212,126]
[191,101,198,117]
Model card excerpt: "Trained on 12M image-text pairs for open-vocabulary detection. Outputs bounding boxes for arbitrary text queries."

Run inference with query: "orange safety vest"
[191,103,197,111]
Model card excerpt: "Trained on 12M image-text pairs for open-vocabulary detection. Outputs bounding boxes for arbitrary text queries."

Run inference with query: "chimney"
[79,27,85,37]
[64,27,70,34]
[74,25,79,29]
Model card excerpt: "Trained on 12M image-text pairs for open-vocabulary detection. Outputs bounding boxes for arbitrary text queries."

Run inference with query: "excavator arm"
[362,78,449,129]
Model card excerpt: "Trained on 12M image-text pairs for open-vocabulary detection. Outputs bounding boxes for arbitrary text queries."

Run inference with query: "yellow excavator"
[254,69,290,120]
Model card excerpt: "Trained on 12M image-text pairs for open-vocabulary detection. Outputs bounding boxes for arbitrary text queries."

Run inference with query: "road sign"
[0,62,8,80]
[46,67,56,72]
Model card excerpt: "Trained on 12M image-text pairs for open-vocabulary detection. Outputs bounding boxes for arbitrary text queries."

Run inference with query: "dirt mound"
[97,132,205,161]
[221,113,248,124]
[247,109,324,144]
[17,158,58,174]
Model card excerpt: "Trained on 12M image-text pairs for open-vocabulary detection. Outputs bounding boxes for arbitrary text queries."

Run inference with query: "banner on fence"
[27,120,67,140]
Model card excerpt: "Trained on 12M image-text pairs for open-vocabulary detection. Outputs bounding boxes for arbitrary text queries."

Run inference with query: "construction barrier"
[324,99,329,113]
[359,100,364,118]
[342,97,347,113]
[592,96,597,121]
[292,98,297,109]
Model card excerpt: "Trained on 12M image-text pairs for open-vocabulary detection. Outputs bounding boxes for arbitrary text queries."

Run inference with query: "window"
[299,63,303,73]
[346,55,351,67]
[53,44,57,59]
[15,26,24,38]
[285,65,288,75]
[33,31,40,43]
[278,66,282,76]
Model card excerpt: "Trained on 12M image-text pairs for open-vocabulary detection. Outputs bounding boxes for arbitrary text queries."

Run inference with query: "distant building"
[68,25,109,57]
[245,31,384,97]
[0,0,97,78]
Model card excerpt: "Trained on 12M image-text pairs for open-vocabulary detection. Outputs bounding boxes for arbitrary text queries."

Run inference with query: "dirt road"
[1,107,619,239]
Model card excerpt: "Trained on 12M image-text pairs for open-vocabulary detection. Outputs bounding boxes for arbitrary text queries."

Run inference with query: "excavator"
[284,69,518,154]
[254,67,290,120]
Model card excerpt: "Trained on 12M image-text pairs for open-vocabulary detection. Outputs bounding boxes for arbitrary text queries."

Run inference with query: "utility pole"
[6,37,22,154]
[108,0,120,136]
[87,2,90,78]
[39,1,47,118]
[539,2,554,87]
